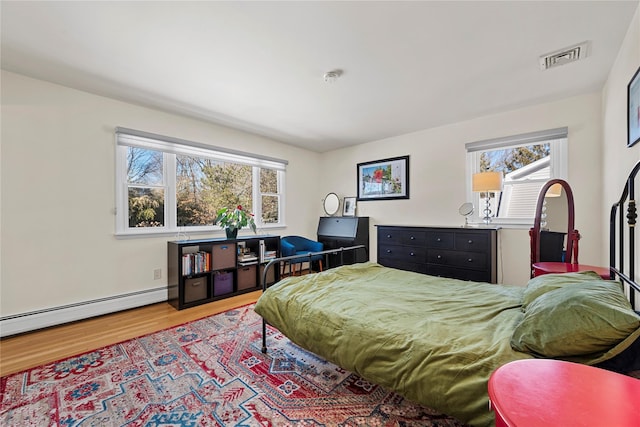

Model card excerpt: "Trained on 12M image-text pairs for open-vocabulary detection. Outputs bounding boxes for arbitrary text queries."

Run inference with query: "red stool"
[489,359,640,427]
[532,262,611,280]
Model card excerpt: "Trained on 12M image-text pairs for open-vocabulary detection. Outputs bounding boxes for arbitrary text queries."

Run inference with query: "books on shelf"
[182,251,211,276]
[239,252,257,261]
[238,249,258,266]
[180,240,277,276]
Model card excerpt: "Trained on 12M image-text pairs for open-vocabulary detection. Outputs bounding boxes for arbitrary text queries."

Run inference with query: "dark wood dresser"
[376,225,498,283]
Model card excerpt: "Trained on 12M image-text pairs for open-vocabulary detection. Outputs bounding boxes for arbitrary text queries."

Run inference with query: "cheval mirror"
[529,179,609,279]
[529,179,579,278]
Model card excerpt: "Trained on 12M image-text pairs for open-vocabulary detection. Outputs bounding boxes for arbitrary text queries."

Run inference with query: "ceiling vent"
[539,41,590,70]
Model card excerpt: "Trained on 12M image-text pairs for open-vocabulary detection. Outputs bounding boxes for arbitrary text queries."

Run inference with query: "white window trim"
[115,128,287,237]
[254,167,285,226]
[465,128,568,228]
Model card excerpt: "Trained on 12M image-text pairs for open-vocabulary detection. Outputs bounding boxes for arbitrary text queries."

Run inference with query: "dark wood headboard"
[610,161,640,310]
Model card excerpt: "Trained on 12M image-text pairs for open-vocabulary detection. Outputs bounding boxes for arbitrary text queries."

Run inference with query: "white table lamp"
[472,172,504,224]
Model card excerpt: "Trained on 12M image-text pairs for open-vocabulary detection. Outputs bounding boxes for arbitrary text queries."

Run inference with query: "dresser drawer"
[378,228,402,245]
[427,250,488,271]
[426,231,454,249]
[400,230,426,245]
[455,232,489,252]
[378,228,426,245]
[451,251,488,271]
[379,244,426,261]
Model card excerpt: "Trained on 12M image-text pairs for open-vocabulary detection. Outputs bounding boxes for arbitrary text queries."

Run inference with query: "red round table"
[532,262,611,280]
[488,359,640,427]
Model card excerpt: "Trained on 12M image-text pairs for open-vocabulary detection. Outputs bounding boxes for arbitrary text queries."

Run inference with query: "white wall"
[602,5,640,261]
[320,93,604,286]
[1,70,321,317]
[600,4,640,309]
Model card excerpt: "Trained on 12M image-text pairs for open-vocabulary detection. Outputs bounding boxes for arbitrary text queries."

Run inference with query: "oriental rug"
[0,304,466,426]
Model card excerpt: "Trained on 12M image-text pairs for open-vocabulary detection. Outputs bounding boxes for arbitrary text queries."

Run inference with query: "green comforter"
[254,262,532,427]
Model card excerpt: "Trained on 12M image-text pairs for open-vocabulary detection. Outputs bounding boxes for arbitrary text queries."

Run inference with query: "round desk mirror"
[459,202,474,217]
[458,202,474,226]
[323,193,340,216]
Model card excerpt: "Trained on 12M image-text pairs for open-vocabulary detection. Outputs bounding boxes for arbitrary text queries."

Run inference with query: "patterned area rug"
[1,304,466,426]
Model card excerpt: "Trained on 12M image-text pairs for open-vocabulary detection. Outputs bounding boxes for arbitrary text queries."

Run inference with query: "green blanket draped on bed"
[254,262,533,426]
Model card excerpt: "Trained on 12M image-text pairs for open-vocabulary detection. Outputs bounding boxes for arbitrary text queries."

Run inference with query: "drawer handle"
[436,238,442,242]
[410,252,415,256]
[468,239,473,244]
[410,236,415,240]
[437,255,442,259]
[387,234,392,238]
[386,249,392,253]
[468,258,473,263]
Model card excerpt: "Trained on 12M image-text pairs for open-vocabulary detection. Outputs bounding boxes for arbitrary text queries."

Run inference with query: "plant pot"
[225,228,238,239]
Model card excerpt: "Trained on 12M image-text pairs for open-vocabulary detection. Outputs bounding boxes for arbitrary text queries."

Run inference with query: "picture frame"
[343,197,356,216]
[628,66,640,148]
[357,155,409,201]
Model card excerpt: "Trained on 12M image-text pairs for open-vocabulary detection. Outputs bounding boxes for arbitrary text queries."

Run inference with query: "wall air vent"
[539,41,590,70]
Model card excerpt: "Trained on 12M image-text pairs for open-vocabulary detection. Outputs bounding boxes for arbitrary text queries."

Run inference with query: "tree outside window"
[121,142,283,234]
[127,147,164,228]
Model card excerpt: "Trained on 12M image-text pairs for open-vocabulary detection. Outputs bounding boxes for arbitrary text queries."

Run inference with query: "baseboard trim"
[0,287,168,337]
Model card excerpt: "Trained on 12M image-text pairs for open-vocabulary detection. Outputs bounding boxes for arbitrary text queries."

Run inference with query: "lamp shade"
[472,172,503,192]
[545,183,563,198]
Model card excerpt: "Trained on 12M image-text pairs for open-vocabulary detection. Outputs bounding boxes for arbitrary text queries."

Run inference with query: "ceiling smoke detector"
[323,69,343,83]
[539,41,590,70]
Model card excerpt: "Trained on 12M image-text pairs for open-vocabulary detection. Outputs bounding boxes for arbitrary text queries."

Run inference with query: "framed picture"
[343,197,356,216]
[357,155,409,201]
[628,66,640,148]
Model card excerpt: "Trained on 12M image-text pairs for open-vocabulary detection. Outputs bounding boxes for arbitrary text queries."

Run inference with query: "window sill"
[115,223,287,239]
[466,221,533,230]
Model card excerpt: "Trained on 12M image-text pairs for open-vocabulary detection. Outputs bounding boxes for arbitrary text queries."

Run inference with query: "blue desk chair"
[281,235,324,275]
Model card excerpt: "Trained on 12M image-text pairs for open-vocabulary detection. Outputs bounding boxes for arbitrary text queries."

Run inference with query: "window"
[465,127,567,226]
[115,128,286,235]
[126,147,165,228]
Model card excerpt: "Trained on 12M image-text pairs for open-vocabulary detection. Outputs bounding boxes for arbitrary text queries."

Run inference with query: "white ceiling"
[2,1,638,152]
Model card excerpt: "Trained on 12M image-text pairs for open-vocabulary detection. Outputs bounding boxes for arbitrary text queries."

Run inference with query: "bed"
[254,169,640,427]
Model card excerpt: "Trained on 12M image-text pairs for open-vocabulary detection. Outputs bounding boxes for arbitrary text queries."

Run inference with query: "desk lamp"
[472,172,504,224]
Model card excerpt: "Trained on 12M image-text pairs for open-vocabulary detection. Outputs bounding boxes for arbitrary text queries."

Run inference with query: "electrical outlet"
[153,268,162,280]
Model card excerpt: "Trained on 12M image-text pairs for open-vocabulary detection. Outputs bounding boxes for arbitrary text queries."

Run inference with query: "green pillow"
[511,280,640,357]
[522,271,604,309]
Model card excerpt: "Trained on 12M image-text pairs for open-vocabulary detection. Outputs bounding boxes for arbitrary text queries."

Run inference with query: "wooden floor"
[0,291,261,377]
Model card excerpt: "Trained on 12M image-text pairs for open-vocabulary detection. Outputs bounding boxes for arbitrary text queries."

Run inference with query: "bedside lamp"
[473,172,504,224]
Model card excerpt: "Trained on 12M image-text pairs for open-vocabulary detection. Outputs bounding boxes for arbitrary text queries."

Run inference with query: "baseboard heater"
[0,286,168,338]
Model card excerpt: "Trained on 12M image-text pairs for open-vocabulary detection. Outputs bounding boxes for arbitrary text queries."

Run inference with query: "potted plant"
[215,205,257,239]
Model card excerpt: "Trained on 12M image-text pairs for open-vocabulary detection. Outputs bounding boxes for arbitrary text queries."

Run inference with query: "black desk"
[317,216,369,268]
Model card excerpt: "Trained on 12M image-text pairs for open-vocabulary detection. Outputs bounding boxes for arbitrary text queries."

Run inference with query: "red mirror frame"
[529,179,581,278]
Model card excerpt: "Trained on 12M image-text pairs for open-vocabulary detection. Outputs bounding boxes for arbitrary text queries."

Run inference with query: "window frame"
[115,128,287,237]
[465,127,568,228]
[255,167,282,226]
